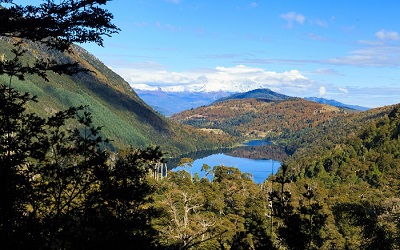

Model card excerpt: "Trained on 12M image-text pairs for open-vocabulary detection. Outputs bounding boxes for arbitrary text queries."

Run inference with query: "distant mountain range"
[304,97,369,111]
[135,88,369,116]
[135,89,233,116]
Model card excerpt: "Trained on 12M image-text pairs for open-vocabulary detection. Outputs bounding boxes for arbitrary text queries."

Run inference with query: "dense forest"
[171,98,350,140]
[1,1,400,249]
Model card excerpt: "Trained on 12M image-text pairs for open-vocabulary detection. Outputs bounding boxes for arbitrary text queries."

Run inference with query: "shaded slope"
[0,38,230,154]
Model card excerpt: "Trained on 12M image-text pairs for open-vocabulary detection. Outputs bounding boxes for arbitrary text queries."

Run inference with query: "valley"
[2,36,399,248]
[1,1,400,249]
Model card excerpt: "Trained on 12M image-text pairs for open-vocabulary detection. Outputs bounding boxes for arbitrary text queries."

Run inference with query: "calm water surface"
[172,140,281,183]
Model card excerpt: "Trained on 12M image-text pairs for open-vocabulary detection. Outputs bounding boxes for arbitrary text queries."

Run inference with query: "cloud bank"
[110,64,398,108]
[113,65,319,95]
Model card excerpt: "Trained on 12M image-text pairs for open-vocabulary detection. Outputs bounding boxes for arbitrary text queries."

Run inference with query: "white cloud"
[332,86,400,108]
[114,65,315,94]
[308,33,325,41]
[338,87,349,94]
[375,29,399,41]
[112,65,397,108]
[326,30,400,67]
[358,40,383,46]
[327,45,400,67]
[319,86,327,96]
[315,19,328,28]
[280,11,305,28]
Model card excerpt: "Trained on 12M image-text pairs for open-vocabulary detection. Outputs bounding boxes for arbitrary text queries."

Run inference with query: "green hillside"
[273,103,400,249]
[0,37,232,154]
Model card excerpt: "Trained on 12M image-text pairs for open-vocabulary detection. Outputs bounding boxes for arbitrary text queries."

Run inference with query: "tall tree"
[78,147,164,249]
[0,0,118,248]
[31,107,109,248]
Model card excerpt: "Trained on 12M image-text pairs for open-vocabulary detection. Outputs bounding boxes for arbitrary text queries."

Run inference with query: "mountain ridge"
[136,88,368,115]
[0,38,231,154]
[305,96,369,111]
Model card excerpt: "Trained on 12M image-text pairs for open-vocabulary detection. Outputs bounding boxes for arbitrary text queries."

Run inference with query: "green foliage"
[280,104,400,248]
[0,2,164,248]
[0,84,165,248]
[0,85,48,248]
[77,147,163,249]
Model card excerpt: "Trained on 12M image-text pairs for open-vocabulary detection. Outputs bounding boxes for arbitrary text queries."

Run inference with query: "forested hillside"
[171,97,350,140]
[276,104,400,249]
[156,103,400,249]
[0,37,232,154]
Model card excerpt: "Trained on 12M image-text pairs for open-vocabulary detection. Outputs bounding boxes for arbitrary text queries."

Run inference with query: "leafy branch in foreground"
[0,0,119,81]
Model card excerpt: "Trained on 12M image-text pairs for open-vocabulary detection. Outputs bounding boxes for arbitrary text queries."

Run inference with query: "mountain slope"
[171,97,349,140]
[215,88,290,103]
[0,38,231,154]
[278,103,400,248]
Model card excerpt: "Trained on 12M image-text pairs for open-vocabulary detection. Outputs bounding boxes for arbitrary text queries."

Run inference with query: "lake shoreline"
[169,139,284,183]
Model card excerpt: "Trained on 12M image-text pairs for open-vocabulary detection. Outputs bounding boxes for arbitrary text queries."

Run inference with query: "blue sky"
[23,0,400,108]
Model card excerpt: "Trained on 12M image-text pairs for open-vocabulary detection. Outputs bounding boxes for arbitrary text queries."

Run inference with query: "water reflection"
[167,141,289,183]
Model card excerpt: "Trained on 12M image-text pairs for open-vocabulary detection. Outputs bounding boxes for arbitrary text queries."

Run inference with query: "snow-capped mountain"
[135,87,369,117]
[135,89,233,116]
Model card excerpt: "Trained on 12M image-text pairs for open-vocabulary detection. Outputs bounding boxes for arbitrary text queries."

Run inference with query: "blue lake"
[172,140,282,183]
[242,140,272,147]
